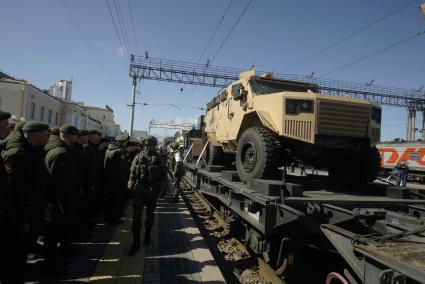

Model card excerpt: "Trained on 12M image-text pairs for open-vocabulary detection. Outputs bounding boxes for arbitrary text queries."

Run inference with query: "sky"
[0,0,424,140]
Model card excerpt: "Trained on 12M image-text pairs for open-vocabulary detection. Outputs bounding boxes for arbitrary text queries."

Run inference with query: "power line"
[211,0,254,63]
[197,0,234,63]
[60,0,117,85]
[105,0,129,63]
[284,0,419,72]
[128,0,140,54]
[112,0,132,56]
[323,30,425,76]
[115,0,133,54]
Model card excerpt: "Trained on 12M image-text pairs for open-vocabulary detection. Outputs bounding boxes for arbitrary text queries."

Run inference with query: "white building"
[0,73,120,135]
[49,80,72,101]
[85,105,121,138]
[0,76,62,127]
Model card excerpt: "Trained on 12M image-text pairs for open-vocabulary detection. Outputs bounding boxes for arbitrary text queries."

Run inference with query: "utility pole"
[129,76,137,139]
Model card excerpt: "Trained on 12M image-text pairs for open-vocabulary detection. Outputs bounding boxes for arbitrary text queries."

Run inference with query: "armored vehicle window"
[231,84,242,98]
[250,77,318,95]
[285,99,314,115]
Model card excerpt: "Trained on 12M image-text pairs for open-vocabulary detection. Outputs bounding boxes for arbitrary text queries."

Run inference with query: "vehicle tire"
[206,143,224,165]
[236,127,281,182]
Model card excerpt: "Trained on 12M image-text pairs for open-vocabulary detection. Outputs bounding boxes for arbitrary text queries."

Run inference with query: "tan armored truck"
[204,69,381,183]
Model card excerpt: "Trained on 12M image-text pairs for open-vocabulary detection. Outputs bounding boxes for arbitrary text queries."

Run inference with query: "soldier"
[171,145,185,202]
[44,124,79,264]
[0,110,15,283]
[1,121,50,281]
[78,129,95,228]
[127,135,167,255]
[88,130,104,212]
[104,134,129,224]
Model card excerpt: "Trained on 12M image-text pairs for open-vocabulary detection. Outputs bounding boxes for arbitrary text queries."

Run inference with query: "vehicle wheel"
[206,143,224,165]
[236,127,281,182]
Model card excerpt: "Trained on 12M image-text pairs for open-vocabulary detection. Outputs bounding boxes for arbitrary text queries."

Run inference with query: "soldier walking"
[104,134,129,224]
[127,135,167,255]
[1,121,50,282]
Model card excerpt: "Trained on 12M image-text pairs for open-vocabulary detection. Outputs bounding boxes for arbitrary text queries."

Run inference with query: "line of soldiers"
[0,109,154,283]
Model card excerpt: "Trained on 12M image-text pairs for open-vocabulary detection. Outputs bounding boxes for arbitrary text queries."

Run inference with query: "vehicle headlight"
[285,99,314,115]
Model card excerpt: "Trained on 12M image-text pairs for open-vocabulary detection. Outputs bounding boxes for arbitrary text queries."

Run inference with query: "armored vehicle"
[204,69,381,183]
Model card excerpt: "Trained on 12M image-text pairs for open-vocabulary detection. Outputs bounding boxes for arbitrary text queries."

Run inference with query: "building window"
[55,112,59,126]
[48,110,52,124]
[75,117,78,127]
[40,106,45,121]
[31,103,36,118]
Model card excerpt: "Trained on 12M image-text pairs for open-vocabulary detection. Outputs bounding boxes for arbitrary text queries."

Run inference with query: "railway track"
[178,177,285,284]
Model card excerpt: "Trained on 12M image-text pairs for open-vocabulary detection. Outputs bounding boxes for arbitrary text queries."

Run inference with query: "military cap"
[0,110,11,120]
[50,127,60,136]
[22,121,49,133]
[79,129,89,136]
[60,124,79,135]
[115,134,129,142]
[14,121,26,131]
[143,135,158,146]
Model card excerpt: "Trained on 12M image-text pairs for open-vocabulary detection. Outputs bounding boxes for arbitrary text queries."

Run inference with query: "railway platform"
[24,182,225,284]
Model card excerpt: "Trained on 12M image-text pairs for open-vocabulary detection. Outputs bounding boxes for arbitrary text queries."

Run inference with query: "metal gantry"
[129,55,425,110]
[129,54,425,139]
[148,119,195,133]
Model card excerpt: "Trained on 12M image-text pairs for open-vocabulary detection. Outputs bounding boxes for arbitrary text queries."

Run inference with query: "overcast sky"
[1,0,424,140]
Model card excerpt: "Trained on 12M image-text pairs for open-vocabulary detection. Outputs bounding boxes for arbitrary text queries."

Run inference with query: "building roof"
[85,104,114,113]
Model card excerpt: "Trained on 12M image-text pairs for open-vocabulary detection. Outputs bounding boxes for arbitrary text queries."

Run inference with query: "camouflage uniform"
[128,136,166,254]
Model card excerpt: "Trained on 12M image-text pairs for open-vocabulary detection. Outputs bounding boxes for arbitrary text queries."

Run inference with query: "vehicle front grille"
[284,120,312,141]
[317,100,370,138]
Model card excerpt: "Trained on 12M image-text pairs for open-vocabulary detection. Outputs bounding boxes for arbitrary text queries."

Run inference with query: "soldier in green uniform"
[127,135,167,255]
[104,134,129,224]
[1,121,50,282]
[88,130,103,211]
[44,124,79,265]
[0,110,15,283]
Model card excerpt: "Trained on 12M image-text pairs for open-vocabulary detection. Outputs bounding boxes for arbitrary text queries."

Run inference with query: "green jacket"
[44,137,78,219]
[129,150,167,196]
[88,142,103,190]
[1,131,48,230]
[104,143,129,193]
[72,142,87,192]
[0,139,14,229]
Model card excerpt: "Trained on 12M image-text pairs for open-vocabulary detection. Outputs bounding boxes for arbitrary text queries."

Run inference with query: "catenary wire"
[112,0,132,57]
[284,0,420,72]
[105,0,129,63]
[128,0,140,54]
[115,0,133,54]
[323,30,425,76]
[197,0,235,63]
[210,0,254,63]
[60,0,118,86]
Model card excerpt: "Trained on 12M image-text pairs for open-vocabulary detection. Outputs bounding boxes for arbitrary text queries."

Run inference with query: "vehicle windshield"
[250,77,318,95]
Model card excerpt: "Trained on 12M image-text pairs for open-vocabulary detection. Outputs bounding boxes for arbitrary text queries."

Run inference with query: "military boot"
[144,228,151,246]
[128,232,140,256]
